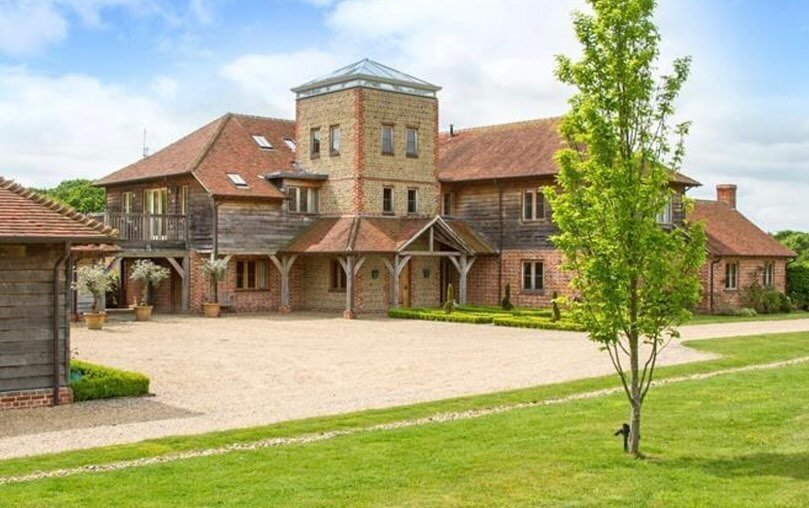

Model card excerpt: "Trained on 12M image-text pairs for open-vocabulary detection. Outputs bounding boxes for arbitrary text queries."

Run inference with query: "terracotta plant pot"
[83,312,107,330]
[202,302,221,318]
[133,305,153,321]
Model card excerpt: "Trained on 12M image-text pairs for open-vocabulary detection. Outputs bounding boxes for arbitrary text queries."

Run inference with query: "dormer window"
[283,137,297,152]
[252,135,273,150]
[227,173,249,188]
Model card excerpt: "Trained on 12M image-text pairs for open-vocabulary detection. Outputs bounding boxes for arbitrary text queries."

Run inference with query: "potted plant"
[200,257,228,318]
[73,264,113,330]
[129,259,170,321]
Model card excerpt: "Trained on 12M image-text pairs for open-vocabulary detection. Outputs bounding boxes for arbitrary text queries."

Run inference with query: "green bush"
[788,263,809,310]
[492,316,586,332]
[501,284,514,310]
[444,284,456,314]
[388,308,494,324]
[70,360,150,402]
[741,281,792,314]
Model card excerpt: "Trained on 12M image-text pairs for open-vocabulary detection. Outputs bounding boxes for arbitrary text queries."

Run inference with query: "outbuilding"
[0,177,116,409]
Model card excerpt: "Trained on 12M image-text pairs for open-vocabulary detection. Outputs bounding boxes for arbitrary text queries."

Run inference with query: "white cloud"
[150,75,179,100]
[0,2,67,55]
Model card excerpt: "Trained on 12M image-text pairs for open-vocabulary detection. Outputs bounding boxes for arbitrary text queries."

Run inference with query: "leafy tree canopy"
[773,230,809,264]
[35,178,105,214]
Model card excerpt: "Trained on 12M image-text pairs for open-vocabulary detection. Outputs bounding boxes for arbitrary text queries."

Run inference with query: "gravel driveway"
[1,314,807,459]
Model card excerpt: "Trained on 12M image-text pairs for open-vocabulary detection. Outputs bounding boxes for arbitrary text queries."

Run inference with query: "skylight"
[283,137,297,151]
[227,173,248,188]
[252,135,274,150]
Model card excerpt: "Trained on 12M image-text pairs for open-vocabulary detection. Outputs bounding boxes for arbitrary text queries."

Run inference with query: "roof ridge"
[441,116,561,136]
[188,113,233,174]
[0,176,117,237]
[229,112,295,124]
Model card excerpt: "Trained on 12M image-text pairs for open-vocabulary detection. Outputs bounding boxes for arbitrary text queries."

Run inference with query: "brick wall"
[1,387,72,410]
[699,257,789,312]
[466,255,501,306]
[123,258,179,312]
[302,256,346,312]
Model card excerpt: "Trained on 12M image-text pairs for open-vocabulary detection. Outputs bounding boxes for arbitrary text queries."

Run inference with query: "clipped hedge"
[492,316,586,332]
[456,304,554,318]
[70,360,150,402]
[387,308,495,324]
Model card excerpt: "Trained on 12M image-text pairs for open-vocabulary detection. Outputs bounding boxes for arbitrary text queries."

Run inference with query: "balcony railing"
[105,213,188,249]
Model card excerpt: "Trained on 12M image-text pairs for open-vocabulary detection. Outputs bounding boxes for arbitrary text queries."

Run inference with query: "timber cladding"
[0,244,70,401]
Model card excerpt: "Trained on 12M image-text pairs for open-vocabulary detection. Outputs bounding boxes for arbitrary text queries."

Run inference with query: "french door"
[144,188,168,240]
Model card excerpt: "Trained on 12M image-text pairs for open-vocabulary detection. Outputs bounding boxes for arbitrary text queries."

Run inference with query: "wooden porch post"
[181,255,190,312]
[383,254,412,307]
[338,254,365,319]
[270,254,298,314]
[448,255,476,305]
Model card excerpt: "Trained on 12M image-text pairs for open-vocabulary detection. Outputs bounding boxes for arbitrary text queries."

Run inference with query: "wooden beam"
[181,256,190,312]
[166,257,185,279]
[344,255,355,318]
[353,255,366,276]
[400,251,462,257]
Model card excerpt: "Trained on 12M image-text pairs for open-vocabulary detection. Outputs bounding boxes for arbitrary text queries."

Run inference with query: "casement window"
[657,198,673,225]
[381,125,394,155]
[725,262,738,290]
[330,259,347,291]
[406,127,418,157]
[288,186,319,214]
[122,191,134,214]
[763,262,775,288]
[407,188,418,214]
[329,125,341,156]
[522,261,544,291]
[310,128,321,158]
[236,259,269,290]
[383,187,394,214]
[522,188,547,221]
[442,192,453,216]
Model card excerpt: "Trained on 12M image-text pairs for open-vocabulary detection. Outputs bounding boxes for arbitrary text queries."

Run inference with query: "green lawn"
[1,333,809,506]
[687,311,809,325]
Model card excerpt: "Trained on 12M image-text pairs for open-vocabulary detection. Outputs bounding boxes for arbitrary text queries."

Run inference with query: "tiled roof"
[0,177,117,242]
[690,200,796,258]
[282,216,495,255]
[438,117,700,186]
[96,113,296,200]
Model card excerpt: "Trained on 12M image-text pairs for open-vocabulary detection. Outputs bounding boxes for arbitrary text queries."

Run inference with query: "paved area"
[1,314,808,459]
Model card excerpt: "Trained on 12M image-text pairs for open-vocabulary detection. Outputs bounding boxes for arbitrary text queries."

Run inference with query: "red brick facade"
[698,257,789,312]
[1,387,73,410]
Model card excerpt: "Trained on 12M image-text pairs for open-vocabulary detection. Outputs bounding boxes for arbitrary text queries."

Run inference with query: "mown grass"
[686,310,809,325]
[1,333,808,506]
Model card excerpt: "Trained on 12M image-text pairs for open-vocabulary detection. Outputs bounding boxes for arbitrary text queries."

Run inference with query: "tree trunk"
[628,330,642,456]
[629,400,641,455]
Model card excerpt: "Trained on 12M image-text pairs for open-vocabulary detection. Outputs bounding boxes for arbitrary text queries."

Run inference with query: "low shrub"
[501,283,514,310]
[788,263,809,310]
[70,360,150,402]
[387,308,494,324]
[492,316,586,332]
[457,304,553,318]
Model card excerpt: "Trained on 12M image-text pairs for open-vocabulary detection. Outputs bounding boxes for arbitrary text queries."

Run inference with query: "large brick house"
[95,59,794,316]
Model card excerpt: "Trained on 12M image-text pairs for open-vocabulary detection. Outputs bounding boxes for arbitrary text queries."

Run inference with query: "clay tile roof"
[0,177,117,242]
[438,117,700,186]
[96,113,296,200]
[689,200,796,258]
[282,218,354,253]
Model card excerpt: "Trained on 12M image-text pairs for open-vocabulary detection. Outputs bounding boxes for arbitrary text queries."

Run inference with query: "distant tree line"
[775,231,809,309]
[34,178,105,215]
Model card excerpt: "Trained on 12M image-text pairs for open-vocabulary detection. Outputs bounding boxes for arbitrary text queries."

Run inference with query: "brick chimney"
[716,184,737,209]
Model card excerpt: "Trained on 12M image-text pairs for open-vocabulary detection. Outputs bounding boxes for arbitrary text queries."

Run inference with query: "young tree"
[549,0,707,456]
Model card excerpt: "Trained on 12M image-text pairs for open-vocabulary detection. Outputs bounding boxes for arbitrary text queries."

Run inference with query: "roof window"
[283,137,297,152]
[252,135,274,150]
[227,173,249,188]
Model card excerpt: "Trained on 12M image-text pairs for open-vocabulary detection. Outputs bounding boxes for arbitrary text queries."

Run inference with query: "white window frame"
[763,262,775,288]
[725,262,738,290]
[227,173,248,188]
[522,261,544,292]
[288,186,319,214]
[329,125,341,156]
[310,128,321,158]
[406,188,418,215]
[252,135,273,150]
[283,137,297,152]
[522,188,547,221]
[383,187,395,214]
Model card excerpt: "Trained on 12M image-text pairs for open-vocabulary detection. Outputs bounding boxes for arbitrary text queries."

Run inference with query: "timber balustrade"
[104,213,188,249]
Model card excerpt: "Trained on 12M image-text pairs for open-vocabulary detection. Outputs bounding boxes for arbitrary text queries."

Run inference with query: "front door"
[399,262,411,307]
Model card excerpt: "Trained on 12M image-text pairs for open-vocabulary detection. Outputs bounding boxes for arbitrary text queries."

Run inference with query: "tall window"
[329,125,341,156]
[383,187,394,214]
[288,186,319,214]
[442,192,452,216]
[381,125,394,155]
[725,262,738,290]
[522,188,546,221]
[179,185,188,215]
[763,262,775,288]
[657,198,673,225]
[310,128,321,158]
[236,259,269,290]
[407,188,418,214]
[522,261,544,291]
[122,191,134,214]
[330,259,347,291]
[406,127,418,157]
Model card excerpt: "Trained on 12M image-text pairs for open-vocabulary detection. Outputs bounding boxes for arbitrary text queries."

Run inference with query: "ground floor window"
[522,261,544,291]
[725,261,738,290]
[330,259,347,291]
[236,259,269,290]
[763,262,775,288]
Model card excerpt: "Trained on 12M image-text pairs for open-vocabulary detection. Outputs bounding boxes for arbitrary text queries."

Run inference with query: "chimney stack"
[716,184,737,209]
[449,124,455,137]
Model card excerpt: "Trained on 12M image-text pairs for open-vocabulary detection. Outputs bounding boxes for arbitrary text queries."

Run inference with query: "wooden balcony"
[105,213,188,250]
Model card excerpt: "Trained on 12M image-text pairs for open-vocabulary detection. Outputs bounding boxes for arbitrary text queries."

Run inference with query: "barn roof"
[0,177,117,242]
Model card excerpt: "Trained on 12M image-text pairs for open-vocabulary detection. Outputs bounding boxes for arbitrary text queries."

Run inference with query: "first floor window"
[288,186,319,214]
[763,262,775,288]
[381,125,394,155]
[657,197,673,225]
[725,262,738,290]
[383,187,394,214]
[310,128,321,158]
[329,125,341,155]
[407,188,418,214]
[406,127,418,156]
[442,192,452,216]
[522,188,547,221]
[236,259,269,290]
[330,259,347,291]
[122,191,134,214]
[522,261,544,291]
[179,185,188,215]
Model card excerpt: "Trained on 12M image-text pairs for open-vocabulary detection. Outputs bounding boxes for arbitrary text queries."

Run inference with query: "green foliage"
[200,257,229,303]
[773,230,809,264]
[388,306,574,330]
[492,316,585,332]
[35,179,105,214]
[501,284,514,310]
[787,263,809,310]
[129,260,170,306]
[443,284,455,314]
[718,307,758,318]
[72,264,113,313]
[388,308,493,324]
[741,282,792,314]
[70,360,150,402]
[551,290,561,322]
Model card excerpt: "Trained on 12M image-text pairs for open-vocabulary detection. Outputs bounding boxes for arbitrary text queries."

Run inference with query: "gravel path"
[1,314,807,459]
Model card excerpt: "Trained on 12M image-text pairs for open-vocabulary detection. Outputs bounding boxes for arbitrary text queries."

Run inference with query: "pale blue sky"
[0,0,807,230]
